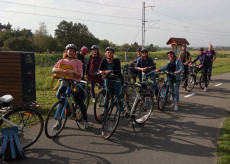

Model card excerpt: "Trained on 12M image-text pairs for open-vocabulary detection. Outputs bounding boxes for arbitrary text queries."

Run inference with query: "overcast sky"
[1,0,230,47]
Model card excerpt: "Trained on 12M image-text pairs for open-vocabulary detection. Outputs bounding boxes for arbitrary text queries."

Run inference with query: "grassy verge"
[217,112,230,164]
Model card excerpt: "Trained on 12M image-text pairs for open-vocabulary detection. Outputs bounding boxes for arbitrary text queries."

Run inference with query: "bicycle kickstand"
[128,119,136,132]
[75,121,81,129]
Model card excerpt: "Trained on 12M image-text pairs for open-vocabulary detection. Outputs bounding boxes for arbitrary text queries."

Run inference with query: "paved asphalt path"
[9,72,230,164]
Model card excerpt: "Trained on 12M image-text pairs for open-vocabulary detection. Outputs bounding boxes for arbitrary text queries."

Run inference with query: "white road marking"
[184,93,196,98]
[215,83,222,87]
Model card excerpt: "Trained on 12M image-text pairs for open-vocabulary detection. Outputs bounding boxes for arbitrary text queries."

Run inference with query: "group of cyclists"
[52,43,216,129]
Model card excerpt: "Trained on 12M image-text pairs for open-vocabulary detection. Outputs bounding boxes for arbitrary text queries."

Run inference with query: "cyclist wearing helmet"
[99,47,124,118]
[179,44,192,87]
[53,44,89,129]
[85,45,104,102]
[189,48,209,91]
[156,51,184,111]
[77,46,89,79]
[136,48,159,98]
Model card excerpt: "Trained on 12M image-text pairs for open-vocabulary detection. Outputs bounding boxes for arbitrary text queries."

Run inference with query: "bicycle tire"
[157,85,168,111]
[102,102,121,139]
[0,108,43,149]
[185,74,195,92]
[45,100,68,138]
[133,95,154,125]
[94,89,107,123]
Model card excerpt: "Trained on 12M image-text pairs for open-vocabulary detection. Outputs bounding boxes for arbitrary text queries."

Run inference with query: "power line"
[0,9,141,28]
[0,0,141,20]
[74,0,141,10]
[149,27,230,37]
[153,9,230,33]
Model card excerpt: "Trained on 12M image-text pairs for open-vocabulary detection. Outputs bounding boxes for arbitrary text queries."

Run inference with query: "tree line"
[0,21,161,53]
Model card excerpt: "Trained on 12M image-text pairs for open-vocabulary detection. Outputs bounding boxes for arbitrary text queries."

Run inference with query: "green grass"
[217,112,230,164]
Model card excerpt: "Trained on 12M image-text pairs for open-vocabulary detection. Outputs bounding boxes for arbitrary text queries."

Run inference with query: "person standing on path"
[156,51,184,111]
[85,45,104,102]
[205,44,217,81]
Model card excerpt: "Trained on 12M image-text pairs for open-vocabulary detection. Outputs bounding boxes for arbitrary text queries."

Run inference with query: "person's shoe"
[174,105,178,111]
[203,87,208,92]
[169,103,175,108]
[83,121,89,130]
[120,111,124,119]
[53,121,61,130]
[92,98,95,103]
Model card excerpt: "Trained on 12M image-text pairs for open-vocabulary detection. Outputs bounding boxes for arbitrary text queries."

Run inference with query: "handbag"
[51,64,74,90]
[0,127,26,161]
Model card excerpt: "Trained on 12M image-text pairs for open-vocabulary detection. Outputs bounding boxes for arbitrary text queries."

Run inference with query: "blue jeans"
[168,80,181,102]
[104,80,124,113]
[142,72,159,96]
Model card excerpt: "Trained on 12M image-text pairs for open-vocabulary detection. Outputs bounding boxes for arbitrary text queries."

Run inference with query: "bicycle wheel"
[199,75,205,89]
[102,102,121,139]
[185,74,195,92]
[0,108,43,149]
[157,85,168,111]
[94,89,107,123]
[45,101,68,138]
[133,95,154,125]
[199,75,209,89]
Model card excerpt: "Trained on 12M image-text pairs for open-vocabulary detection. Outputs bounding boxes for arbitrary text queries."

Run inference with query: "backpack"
[0,127,26,161]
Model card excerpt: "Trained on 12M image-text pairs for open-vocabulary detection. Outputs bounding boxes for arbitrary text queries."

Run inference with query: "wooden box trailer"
[0,51,36,105]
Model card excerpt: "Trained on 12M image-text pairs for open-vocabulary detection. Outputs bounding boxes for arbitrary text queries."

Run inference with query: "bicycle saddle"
[0,94,13,103]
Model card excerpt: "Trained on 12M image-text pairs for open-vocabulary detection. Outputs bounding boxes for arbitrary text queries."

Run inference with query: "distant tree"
[2,36,33,51]
[33,22,57,52]
[55,20,99,50]
[0,28,33,51]
[133,42,139,47]
[98,39,110,51]
[0,22,12,31]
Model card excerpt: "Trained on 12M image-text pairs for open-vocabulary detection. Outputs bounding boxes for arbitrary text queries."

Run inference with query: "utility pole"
[142,2,154,47]
[142,2,145,47]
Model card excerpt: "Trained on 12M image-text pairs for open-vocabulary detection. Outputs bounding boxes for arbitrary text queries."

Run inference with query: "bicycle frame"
[54,82,76,121]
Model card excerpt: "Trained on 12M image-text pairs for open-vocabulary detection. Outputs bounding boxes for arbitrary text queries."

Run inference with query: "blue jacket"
[159,59,184,81]
[192,53,210,68]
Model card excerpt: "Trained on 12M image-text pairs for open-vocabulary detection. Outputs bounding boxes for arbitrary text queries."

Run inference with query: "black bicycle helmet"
[199,47,204,51]
[91,45,99,50]
[105,47,115,53]
[137,47,141,51]
[141,48,148,53]
[65,44,77,51]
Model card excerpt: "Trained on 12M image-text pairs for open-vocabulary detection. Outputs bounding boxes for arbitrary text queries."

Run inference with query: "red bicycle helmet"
[81,46,89,54]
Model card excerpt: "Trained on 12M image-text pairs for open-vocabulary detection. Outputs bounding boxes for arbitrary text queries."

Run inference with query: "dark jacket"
[192,53,210,68]
[99,58,123,80]
[136,57,156,73]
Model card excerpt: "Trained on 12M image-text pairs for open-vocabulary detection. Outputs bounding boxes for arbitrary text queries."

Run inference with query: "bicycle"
[184,64,209,92]
[45,78,89,138]
[124,71,154,131]
[99,73,122,139]
[0,94,43,149]
[157,72,174,111]
[94,72,136,124]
